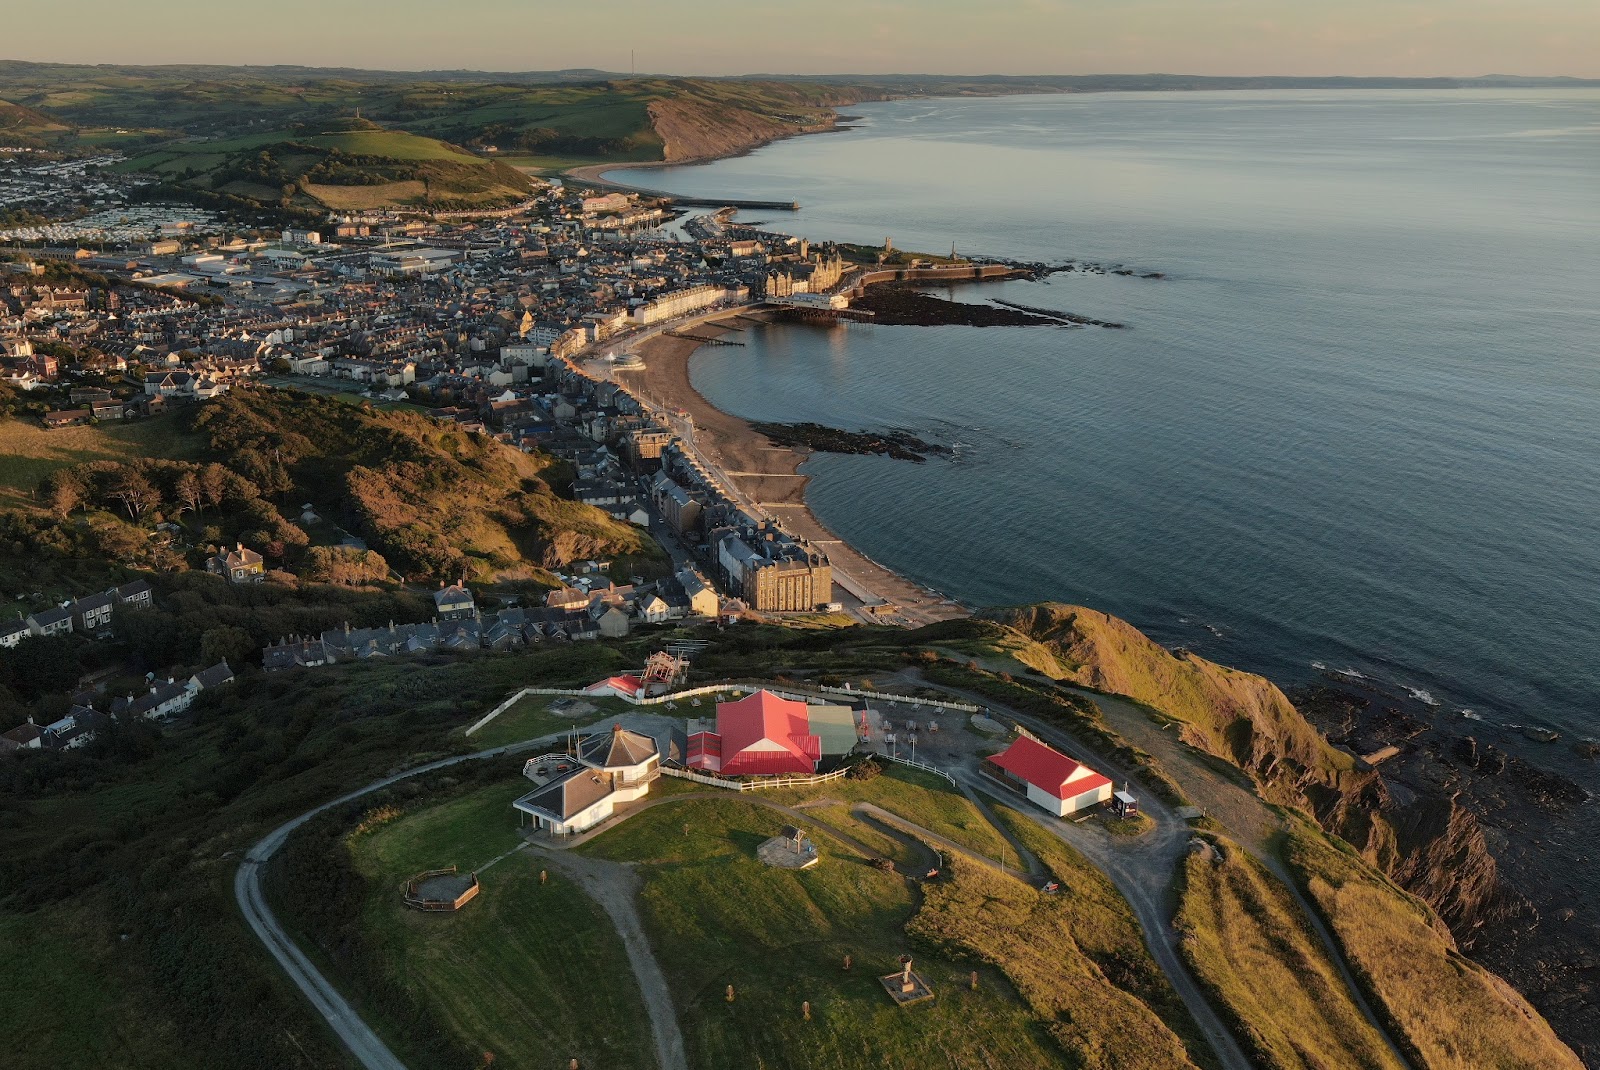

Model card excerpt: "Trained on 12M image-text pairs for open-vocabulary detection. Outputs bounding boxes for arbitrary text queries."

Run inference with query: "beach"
[625,319,967,625]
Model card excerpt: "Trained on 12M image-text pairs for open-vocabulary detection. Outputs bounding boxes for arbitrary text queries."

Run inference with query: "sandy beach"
[626,319,967,625]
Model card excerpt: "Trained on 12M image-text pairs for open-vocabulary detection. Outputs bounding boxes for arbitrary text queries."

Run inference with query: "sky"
[6,0,1598,79]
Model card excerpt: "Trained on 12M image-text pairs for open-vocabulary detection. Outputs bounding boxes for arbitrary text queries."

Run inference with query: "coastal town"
[0,151,1000,652]
[2,47,1594,1070]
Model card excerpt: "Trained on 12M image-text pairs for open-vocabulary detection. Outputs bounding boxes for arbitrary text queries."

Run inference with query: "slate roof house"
[433,581,476,621]
[512,725,661,836]
[209,543,265,584]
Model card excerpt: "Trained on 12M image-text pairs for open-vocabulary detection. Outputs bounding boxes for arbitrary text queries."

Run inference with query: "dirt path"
[1064,687,1417,1070]
[525,846,687,1070]
[919,669,1416,1070]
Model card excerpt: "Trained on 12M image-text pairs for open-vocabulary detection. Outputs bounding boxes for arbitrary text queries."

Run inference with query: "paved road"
[235,738,554,1070]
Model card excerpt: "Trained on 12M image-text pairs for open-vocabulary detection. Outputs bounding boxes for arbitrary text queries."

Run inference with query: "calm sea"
[608,90,1600,753]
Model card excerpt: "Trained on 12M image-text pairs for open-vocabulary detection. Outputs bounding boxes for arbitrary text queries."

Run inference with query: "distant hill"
[0,97,69,147]
[121,122,534,211]
[5,61,1594,183]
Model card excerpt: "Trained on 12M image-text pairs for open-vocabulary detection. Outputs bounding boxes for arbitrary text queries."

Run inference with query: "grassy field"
[911,849,1206,1070]
[1175,836,1406,1070]
[464,693,636,749]
[580,795,1074,1070]
[0,412,204,510]
[993,805,1225,1069]
[0,900,183,1067]
[771,764,1004,859]
[349,774,657,1070]
[1281,819,1584,1070]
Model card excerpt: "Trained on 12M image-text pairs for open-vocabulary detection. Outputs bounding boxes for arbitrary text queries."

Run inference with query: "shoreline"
[625,318,967,625]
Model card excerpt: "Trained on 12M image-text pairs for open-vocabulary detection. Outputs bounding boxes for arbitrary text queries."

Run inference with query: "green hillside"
[0,65,869,176]
[121,120,532,211]
[10,388,661,590]
[0,98,69,147]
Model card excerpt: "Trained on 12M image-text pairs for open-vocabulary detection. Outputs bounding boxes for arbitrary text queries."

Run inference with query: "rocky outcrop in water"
[751,421,950,462]
[848,284,1123,328]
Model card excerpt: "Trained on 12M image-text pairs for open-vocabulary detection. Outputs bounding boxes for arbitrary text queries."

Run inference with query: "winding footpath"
[235,739,552,1070]
[926,670,1416,1070]
[240,680,1411,1070]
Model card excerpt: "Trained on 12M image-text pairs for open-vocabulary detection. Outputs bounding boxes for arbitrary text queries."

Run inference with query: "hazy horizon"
[7,1,1598,80]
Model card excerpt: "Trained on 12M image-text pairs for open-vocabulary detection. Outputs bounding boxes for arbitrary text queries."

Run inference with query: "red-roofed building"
[687,689,821,776]
[984,735,1113,816]
[584,674,645,700]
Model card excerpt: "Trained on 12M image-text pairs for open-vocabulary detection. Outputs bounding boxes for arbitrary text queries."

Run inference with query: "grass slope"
[993,806,1225,1069]
[910,850,1204,1070]
[347,775,657,1070]
[580,796,1072,1070]
[1281,818,1583,1070]
[1175,836,1405,1070]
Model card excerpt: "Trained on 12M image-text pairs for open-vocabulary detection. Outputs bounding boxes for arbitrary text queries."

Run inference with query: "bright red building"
[687,690,821,776]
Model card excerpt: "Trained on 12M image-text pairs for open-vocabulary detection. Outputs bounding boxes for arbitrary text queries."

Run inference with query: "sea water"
[609,89,1600,749]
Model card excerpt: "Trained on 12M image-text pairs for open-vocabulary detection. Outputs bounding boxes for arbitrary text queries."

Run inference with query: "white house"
[984,735,1114,816]
[512,726,661,835]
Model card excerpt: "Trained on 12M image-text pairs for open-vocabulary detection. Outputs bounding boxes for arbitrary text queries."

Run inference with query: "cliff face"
[978,604,1509,941]
[647,97,840,163]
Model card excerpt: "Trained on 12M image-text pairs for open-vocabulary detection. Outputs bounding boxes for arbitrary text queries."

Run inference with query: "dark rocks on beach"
[751,421,950,463]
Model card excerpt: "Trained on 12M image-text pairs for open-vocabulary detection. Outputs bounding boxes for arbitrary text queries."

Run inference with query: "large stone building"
[715,523,832,612]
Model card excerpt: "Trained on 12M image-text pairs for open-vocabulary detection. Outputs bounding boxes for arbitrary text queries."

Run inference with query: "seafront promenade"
[563,304,965,626]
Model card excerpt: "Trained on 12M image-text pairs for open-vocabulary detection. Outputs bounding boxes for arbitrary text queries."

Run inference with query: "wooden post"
[803,1000,811,1021]
[726,984,735,1003]
[970,970,979,991]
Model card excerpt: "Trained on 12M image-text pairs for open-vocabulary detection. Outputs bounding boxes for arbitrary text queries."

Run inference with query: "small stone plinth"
[757,834,819,870]
[879,970,935,1007]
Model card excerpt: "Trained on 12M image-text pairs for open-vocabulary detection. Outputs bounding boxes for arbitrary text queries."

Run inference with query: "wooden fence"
[661,766,849,792]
